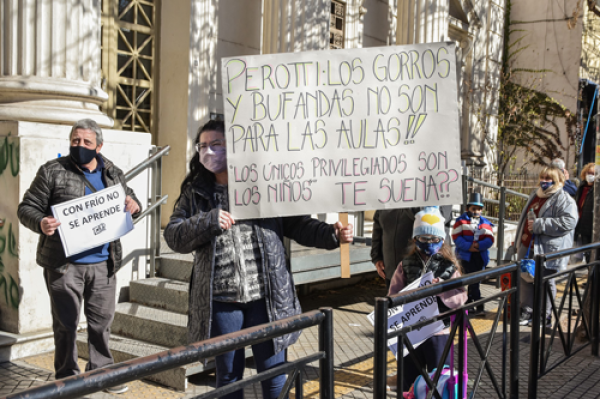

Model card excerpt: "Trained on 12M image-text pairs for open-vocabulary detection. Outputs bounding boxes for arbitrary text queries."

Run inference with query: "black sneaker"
[519,309,532,326]
[469,304,485,316]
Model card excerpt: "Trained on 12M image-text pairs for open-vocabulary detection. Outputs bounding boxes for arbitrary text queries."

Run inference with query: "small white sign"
[367,272,445,358]
[51,185,134,257]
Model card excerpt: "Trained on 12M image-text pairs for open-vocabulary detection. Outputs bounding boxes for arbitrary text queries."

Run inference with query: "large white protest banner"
[221,42,461,219]
[51,185,134,257]
[367,272,445,358]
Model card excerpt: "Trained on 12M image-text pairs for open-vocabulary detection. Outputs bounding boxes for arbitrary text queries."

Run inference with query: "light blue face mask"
[416,240,443,256]
[540,181,554,191]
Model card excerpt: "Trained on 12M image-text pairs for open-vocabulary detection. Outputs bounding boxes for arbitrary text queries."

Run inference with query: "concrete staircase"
[76,255,205,391]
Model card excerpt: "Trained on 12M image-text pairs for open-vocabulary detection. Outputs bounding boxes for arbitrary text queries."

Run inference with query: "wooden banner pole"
[339,212,350,278]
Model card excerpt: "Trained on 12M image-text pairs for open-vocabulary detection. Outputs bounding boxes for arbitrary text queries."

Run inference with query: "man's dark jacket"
[17,155,141,274]
[370,208,420,280]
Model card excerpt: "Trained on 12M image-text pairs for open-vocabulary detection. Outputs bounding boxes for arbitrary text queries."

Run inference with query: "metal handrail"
[464,174,531,281]
[542,241,600,261]
[124,145,170,277]
[465,176,529,199]
[528,244,600,398]
[133,195,168,225]
[387,263,518,307]
[125,145,171,181]
[6,308,335,399]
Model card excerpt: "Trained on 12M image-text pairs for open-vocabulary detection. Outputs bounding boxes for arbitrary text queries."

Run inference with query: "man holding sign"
[17,119,141,394]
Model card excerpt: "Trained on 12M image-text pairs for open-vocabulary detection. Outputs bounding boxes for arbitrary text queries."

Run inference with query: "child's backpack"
[408,366,457,399]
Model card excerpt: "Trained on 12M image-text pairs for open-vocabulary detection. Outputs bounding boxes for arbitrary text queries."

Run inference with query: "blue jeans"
[211,299,287,399]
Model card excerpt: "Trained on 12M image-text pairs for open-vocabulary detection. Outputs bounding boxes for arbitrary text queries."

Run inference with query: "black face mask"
[70,146,97,166]
[467,211,481,219]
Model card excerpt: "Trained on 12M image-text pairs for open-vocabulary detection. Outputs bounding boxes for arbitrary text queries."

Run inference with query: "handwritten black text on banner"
[221,42,461,219]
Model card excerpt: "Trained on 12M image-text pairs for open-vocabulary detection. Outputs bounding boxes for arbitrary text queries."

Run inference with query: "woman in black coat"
[575,163,595,262]
[164,120,354,399]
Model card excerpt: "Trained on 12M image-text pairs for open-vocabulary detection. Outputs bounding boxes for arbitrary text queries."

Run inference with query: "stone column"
[0,0,113,127]
[262,0,329,54]
[396,0,449,45]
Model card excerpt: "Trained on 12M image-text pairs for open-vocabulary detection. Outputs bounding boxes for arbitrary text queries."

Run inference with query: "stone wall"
[581,8,600,84]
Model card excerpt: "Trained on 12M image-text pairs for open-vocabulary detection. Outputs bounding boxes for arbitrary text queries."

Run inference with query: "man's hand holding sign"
[42,194,138,237]
[51,185,135,257]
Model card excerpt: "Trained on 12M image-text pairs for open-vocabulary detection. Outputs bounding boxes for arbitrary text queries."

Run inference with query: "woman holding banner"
[164,120,353,399]
[387,206,467,392]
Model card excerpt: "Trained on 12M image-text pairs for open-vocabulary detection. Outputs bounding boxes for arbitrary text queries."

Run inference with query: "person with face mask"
[17,119,141,394]
[510,166,578,328]
[452,193,494,315]
[164,120,354,399]
[551,158,577,197]
[386,206,467,392]
[575,163,596,262]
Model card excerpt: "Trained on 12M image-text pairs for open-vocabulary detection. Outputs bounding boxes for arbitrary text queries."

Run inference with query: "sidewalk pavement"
[2,275,600,399]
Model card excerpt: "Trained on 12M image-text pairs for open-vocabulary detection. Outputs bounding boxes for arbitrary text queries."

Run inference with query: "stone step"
[130,278,189,314]
[157,255,192,282]
[112,303,188,347]
[76,332,210,391]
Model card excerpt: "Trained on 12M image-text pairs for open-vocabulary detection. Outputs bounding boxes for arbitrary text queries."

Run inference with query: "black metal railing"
[528,243,600,398]
[124,145,170,277]
[4,308,335,399]
[373,263,520,399]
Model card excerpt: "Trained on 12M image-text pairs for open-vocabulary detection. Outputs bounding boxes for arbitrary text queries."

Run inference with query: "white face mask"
[587,174,595,183]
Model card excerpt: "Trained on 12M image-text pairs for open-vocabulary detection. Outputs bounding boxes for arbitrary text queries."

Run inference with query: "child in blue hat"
[452,193,495,315]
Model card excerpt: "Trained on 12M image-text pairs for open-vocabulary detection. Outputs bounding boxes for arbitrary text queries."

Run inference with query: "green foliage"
[496,0,576,178]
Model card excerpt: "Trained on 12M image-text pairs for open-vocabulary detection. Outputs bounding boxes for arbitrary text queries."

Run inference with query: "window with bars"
[101,0,157,134]
[330,0,345,49]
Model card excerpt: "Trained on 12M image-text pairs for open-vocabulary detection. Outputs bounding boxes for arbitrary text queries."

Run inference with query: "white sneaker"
[104,384,128,394]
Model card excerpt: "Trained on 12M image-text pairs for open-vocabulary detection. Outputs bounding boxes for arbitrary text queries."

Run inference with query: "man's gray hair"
[551,158,565,170]
[70,119,103,146]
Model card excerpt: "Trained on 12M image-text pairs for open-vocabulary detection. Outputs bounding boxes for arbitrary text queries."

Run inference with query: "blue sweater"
[563,180,577,197]
[69,157,110,264]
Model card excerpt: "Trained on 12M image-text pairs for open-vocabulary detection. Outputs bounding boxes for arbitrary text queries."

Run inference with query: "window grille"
[330,0,345,49]
[101,0,157,134]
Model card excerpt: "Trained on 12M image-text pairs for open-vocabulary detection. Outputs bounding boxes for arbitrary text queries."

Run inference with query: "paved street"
[2,275,600,398]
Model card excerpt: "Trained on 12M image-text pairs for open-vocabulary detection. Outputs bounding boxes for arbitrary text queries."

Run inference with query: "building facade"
[0,0,506,358]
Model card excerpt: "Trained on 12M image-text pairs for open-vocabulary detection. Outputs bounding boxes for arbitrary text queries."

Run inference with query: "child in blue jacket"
[452,193,495,315]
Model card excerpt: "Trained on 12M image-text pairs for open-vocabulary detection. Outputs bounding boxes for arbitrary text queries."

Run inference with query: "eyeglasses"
[195,140,225,153]
[416,236,442,244]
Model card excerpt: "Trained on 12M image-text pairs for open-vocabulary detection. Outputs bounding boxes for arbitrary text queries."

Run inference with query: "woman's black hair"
[174,120,225,208]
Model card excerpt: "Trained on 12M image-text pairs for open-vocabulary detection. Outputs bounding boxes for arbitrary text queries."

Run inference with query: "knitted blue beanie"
[412,206,446,239]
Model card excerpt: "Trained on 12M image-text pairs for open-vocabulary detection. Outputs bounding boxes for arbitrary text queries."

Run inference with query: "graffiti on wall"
[0,132,20,311]
[0,218,19,309]
[0,133,19,177]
